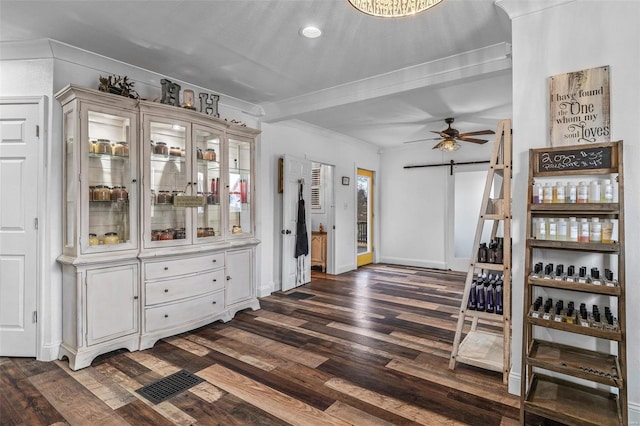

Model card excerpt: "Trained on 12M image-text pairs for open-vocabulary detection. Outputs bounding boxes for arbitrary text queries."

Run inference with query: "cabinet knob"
[213,279,217,282]
[212,259,216,263]
[132,179,137,183]
[164,267,169,270]
[212,301,217,305]
[133,296,139,300]
[164,289,169,293]
[164,314,168,318]
[227,276,231,281]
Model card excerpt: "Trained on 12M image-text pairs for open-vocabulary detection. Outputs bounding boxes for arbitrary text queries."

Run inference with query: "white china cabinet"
[56,85,140,370]
[56,85,261,369]
[137,101,260,349]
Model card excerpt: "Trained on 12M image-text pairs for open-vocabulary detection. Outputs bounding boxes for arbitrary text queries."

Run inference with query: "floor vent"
[286,292,315,300]
[136,369,204,404]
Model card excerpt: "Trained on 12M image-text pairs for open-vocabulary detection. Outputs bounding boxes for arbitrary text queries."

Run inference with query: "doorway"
[281,156,336,291]
[310,162,335,275]
[357,168,374,267]
[446,165,496,271]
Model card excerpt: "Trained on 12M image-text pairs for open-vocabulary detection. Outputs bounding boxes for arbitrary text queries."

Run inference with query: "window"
[311,163,324,212]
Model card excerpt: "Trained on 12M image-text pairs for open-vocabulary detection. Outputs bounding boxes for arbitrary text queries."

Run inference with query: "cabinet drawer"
[144,291,224,333]
[145,269,224,306]
[145,253,224,280]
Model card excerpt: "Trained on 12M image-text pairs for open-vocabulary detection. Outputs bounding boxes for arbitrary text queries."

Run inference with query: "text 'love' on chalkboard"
[538,146,612,172]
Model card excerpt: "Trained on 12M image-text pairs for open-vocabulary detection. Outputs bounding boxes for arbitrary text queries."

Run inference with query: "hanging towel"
[295,180,309,285]
[295,181,309,258]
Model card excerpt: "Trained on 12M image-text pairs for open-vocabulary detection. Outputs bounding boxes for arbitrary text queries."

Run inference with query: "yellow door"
[357,168,374,267]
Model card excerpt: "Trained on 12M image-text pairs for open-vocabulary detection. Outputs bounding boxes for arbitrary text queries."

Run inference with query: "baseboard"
[335,264,355,275]
[508,370,521,396]
[378,257,447,270]
[629,401,640,425]
[257,281,275,298]
[38,341,61,362]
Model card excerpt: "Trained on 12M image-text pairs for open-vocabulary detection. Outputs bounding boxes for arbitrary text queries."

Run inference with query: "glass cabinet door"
[63,107,77,254]
[194,126,222,241]
[84,107,137,252]
[227,136,253,237]
[146,119,190,245]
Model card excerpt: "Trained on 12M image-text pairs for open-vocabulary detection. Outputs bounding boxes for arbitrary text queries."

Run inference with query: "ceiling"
[0,0,513,149]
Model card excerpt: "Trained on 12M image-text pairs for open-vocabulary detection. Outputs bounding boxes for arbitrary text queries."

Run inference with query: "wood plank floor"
[1,264,525,426]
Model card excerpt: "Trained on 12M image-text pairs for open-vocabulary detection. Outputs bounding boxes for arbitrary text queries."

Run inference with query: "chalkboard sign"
[537,145,612,172]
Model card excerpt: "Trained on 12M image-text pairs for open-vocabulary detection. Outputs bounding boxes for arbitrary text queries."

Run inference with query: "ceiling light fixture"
[439,138,461,152]
[300,26,322,38]
[347,0,443,18]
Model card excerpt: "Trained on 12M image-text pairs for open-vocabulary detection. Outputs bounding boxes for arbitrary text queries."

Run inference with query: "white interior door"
[0,100,40,356]
[281,155,311,291]
[446,165,495,272]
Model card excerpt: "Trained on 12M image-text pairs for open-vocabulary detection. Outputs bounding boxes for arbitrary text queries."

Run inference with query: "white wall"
[0,54,58,360]
[379,135,496,270]
[504,0,640,420]
[258,120,380,295]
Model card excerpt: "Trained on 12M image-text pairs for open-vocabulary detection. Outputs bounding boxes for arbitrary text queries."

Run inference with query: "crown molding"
[495,0,576,19]
[261,42,512,124]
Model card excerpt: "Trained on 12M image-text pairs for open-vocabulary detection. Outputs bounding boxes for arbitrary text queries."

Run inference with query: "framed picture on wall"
[548,65,610,146]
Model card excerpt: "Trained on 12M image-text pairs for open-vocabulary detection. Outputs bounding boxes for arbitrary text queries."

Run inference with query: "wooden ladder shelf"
[449,119,512,383]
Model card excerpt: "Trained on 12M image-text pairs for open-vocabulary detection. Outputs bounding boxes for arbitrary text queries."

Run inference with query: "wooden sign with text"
[533,141,619,176]
[549,66,610,146]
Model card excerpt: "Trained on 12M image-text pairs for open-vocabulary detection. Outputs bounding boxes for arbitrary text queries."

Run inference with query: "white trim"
[629,401,640,425]
[262,43,512,123]
[495,0,577,19]
[257,282,275,298]
[335,264,356,275]
[508,371,521,396]
[379,257,447,271]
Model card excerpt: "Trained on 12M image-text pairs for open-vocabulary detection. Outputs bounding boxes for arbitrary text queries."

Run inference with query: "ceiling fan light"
[440,138,460,152]
[347,0,443,18]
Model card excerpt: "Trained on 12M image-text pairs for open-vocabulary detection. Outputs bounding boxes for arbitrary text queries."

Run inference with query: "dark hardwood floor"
[0,264,523,425]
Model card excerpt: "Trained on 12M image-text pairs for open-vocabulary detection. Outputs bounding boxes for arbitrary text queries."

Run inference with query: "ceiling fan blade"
[432,140,446,150]
[459,130,495,137]
[457,136,489,144]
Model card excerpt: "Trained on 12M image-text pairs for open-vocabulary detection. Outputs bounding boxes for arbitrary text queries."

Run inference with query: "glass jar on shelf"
[111,186,128,202]
[204,148,217,161]
[88,233,99,246]
[103,232,119,245]
[156,190,172,204]
[154,141,169,156]
[95,139,112,155]
[93,185,111,201]
[113,141,129,157]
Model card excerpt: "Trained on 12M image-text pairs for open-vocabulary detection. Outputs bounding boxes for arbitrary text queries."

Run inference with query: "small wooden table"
[311,231,327,272]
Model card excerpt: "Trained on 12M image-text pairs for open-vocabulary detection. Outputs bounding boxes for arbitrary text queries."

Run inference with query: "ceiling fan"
[405,117,495,151]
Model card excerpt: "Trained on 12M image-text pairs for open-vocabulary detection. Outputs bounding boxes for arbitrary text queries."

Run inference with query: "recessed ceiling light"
[300,26,322,39]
